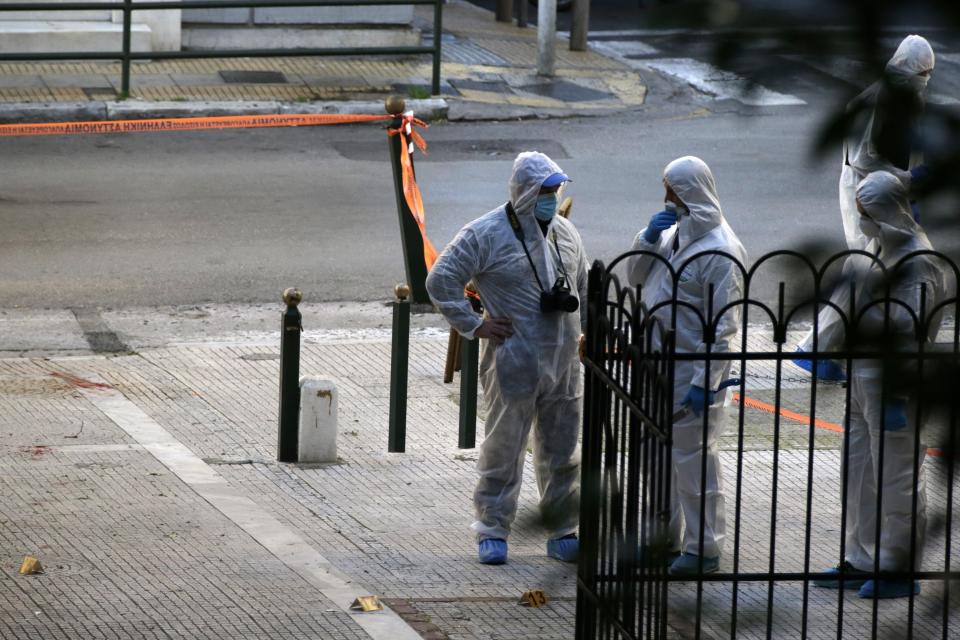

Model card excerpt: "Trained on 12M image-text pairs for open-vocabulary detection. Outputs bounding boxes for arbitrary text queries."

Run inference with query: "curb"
[0,98,449,124]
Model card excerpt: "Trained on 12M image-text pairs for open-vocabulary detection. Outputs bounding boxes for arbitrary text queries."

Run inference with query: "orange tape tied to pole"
[388,114,438,271]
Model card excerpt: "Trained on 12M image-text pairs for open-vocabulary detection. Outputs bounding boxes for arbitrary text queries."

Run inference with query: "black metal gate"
[576,248,960,640]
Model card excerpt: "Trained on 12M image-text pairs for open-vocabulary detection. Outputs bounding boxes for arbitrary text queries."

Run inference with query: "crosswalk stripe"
[642,57,806,106]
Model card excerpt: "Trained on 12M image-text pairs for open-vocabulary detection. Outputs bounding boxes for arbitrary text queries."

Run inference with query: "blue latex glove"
[643,210,678,244]
[682,385,714,418]
[909,164,930,184]
[910,200,921,223]
[792,347,846,382]
[883,398,908,432]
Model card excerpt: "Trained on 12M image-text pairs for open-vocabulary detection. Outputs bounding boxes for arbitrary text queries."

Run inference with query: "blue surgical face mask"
[534,192,559,222]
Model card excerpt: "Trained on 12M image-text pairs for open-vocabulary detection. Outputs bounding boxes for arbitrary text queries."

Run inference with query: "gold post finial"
[282,288,303,307]
[385,95,407,116]
[394,283,411,301]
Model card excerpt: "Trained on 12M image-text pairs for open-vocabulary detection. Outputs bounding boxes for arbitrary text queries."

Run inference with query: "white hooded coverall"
[426,152,589,541]
[800,34,935,355]
[627,156,747,558]
[843,170,947,573]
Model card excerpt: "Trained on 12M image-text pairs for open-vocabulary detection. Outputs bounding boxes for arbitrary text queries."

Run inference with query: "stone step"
[0,20,152,54]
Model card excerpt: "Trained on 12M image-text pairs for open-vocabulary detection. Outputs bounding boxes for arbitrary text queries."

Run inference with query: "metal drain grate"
[219,70,287,84]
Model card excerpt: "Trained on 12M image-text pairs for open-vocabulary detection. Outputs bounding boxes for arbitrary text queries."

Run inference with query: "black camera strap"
[505,202,546,292]
[551,231,571,284]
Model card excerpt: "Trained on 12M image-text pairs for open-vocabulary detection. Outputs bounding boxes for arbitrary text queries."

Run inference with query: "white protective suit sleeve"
[627,227,674,288]
[575,226,589,333]
[426,225,485,339]
[691,255,744,391]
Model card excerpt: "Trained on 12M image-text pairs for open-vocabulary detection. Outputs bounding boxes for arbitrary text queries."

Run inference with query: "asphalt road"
[2,98,958,310]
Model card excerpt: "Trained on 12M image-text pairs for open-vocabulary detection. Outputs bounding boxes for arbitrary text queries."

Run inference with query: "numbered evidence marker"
[350,596,383,612]
[19,556,43,575]
[519,589,548,608]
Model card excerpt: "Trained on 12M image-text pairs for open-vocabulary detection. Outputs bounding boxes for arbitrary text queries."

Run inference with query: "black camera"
[540,277,579,314]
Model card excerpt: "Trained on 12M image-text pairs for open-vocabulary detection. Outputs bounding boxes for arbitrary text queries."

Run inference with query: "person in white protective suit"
[814,171,948,599]
[795,35,935,378]
[425,152,588,565]
[627,156,747,576]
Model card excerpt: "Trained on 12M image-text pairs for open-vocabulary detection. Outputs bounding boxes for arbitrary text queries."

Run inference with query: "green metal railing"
[0,0,443,96]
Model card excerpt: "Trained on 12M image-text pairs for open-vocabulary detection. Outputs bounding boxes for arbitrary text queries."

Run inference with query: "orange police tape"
[732,392,945,458]
[0,112,439,270]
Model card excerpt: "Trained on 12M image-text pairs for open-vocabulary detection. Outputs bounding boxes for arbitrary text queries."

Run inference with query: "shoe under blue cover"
[858,579,920,599]
[546,535,579,563]
[668,552,719,576]
[813,562,868,589]
[792,348,846,381]
[478,538,507,565]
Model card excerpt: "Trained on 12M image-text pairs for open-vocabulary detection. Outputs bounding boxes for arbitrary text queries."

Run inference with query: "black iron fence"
[0,0,442,96]
[576,248,960,639]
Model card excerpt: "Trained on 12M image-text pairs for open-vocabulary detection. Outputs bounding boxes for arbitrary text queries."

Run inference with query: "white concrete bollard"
[298,377,338,463]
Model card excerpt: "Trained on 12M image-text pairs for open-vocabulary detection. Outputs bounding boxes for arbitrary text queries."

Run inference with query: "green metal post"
[277,288,302,462]
[386,96,430,305]
[458,335,478,448]
[431,0,442,95]
[121,0,132,96]
[388,284,411,452]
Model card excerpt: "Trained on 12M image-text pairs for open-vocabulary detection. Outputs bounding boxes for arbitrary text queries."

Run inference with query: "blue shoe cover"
[546,535,579,563]
[858,579,920,599]
[792,348,845,381]
[668,552,719,576]
[478,538,507,565]
[637,546,680,568]
[813,562,868,589]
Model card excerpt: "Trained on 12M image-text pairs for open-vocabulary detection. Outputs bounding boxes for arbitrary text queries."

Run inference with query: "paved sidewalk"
[0,0,646,122]
[1,308,957,639]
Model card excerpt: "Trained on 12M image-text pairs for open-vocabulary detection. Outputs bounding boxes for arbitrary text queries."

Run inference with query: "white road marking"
[589,39,660,57]
[642,57,806,106]
[781,54,865,85]
[76,375,423,640]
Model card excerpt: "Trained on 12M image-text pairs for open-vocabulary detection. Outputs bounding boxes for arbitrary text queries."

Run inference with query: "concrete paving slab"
[0,309,90,355]
[42,73,113,89]
[0,74,44,88]
[171,72,228,87]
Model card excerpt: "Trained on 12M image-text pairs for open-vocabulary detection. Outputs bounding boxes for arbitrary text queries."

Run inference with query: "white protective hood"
[509,151,564,217]
[856,170,932,260]
[885,34,935,87]
[663,155,724,246]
